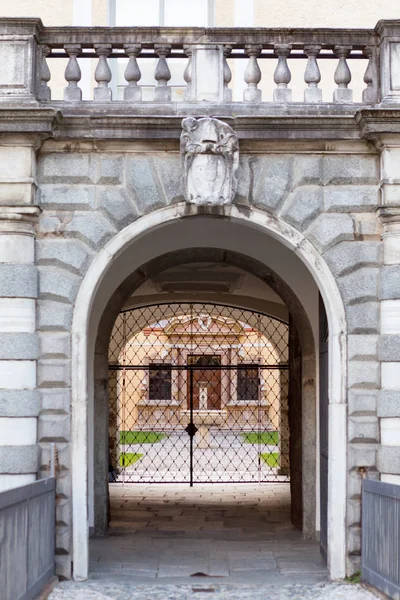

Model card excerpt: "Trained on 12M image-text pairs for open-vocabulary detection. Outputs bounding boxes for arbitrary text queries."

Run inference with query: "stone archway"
[71,204,347,581]
[92,248,315,541]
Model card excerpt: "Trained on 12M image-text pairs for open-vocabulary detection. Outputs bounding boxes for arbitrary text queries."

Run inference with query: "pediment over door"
[164,314,245,340]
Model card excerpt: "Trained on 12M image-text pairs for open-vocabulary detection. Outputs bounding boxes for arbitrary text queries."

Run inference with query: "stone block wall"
[32,142,384,576]
[376,147,400,489]
[0,140,40,495]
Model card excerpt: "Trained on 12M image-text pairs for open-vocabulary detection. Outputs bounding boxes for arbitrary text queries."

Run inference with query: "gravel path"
[49,581,381,600]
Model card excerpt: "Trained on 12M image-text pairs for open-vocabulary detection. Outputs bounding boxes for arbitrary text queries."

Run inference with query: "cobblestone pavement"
[49,484,380,599]
[50,581,380,599]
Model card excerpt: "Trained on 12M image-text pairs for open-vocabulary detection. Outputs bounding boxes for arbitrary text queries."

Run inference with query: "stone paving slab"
[51,484,381,599]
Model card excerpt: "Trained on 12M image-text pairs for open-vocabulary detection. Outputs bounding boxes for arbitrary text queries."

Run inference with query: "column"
[221,351,229,409]
[377,144,400,484]
[230,348,238,402]
[171,348,179,400]
[176,347,182,407]
[0,197,39,491]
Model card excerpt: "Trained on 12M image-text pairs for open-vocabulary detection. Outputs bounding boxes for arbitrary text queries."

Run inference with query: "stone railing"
[1,19,400,106]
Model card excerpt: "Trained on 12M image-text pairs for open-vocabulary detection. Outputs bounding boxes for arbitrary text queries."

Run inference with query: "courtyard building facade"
[0,9,400,592]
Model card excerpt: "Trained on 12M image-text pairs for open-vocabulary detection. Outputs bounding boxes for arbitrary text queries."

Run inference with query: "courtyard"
[116,430,285,483]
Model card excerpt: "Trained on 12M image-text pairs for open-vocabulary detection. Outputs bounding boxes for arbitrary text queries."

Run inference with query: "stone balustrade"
[3,18,400,106]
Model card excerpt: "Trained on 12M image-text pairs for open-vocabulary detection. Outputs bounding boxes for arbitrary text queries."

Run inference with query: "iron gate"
[108,303,289,485]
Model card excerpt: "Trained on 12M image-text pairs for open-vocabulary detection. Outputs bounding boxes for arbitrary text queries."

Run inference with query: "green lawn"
[120,431,167,444]
[119,452,143,467]
[242,431,279,445]
[260,452,279,467]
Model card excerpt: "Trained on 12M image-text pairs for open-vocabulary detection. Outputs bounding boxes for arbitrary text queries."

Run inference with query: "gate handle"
[185,423,198,438]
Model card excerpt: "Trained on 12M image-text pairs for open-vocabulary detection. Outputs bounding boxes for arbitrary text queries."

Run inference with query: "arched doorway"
[71,205,347,581]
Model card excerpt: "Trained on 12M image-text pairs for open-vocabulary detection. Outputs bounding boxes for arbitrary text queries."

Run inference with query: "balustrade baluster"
[94,44,112,102]
[183,45,193,101]
[244,44,262,102]
[38,45,51,101]
[223,46,232,102]
[333,45,353,103]
[64,44,82,102]
[273,44,292,103]
[124,44,142,102]
[154,44,172,102]
[363,46,378,104]
[304,44,322,103]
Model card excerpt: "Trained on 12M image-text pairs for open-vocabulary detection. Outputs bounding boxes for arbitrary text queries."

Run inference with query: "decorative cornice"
[375,19,400,37]
[2,103,400,145]
[376,205,400,226]
[356,108,400,146]
[0,108,61,149]
[52,105,364,142]
[0,205,41,235]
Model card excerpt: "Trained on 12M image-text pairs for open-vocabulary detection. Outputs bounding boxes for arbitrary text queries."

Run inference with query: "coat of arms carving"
[180,117,239,206]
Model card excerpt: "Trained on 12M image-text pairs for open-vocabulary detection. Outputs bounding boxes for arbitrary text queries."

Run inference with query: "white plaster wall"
[232,0,253,100]
[73,0,92,101]
[0,299,35,333]
[381,300,400,334]
[0,236,34,264]
[0,360,36,388]
[0,474,36,493]
[381,363,400,389]
[380,418,400,446]
[0,418,36,445]
[381,474,400,485]
[1,0,396,27]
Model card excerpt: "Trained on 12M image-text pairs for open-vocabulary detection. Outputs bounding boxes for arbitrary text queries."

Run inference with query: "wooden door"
[187,355,221,410]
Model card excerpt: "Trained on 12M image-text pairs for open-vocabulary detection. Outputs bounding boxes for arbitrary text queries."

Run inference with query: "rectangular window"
[237,365,259,401]
[149,363,172,400]
[164,0,209,26]
[115,0,159,26]
[114,0,213,26]
[112,0,214,100]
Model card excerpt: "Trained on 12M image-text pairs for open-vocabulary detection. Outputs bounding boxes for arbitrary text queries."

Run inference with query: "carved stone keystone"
[180,117,239,206]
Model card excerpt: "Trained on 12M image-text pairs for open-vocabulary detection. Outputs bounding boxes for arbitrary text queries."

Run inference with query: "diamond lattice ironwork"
[108,303,289,485]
